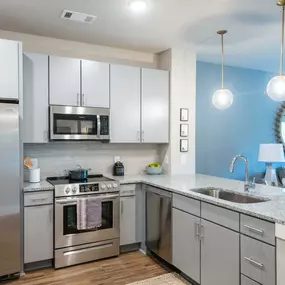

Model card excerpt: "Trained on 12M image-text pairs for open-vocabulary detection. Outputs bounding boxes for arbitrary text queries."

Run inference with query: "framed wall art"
[180,108,189,121]
[180,139,188,152]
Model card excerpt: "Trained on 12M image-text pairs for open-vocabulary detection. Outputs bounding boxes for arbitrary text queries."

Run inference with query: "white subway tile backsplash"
[24,142,160,179]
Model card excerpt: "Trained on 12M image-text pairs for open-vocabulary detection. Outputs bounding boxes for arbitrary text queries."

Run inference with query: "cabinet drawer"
[173,194,200,216]
[241,235,275,285]
[241,275,260,285]
[240,214,275,245]
[24,191,53,206]
[120,184,136,197]
[201,202,239,231]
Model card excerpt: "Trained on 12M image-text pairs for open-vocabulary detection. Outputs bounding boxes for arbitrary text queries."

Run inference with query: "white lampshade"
[212,88,233,110]
[267,75,285,101]
[258,144,285,163]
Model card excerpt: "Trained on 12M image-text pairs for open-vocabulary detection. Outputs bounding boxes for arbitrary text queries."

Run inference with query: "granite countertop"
[23,180,54,192]
[23,173,285,225]
[109,174,285,225]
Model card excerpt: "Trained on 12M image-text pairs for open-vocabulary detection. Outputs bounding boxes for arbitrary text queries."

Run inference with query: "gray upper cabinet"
[110,65,141,143]
[0,39,19,100]
[81,60,110,108]
[49,56,81,106]
[141,68,169,143]
[23,53,49,143]
[173,208,200,284]
[120,196,136,246]
[201,219,239,285]
[24,204,53,263]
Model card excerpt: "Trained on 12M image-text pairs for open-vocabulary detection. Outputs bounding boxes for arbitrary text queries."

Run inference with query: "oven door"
[50,105,110,141]
[55,193,120,249]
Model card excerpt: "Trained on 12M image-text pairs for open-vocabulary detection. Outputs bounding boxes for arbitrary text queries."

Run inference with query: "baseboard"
[24,259,53,272]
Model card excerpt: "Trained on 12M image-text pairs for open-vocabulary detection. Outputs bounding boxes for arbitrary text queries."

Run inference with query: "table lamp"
[258,144,285,186]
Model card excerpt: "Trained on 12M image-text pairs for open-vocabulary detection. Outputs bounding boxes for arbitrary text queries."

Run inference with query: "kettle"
[113,161,124,176]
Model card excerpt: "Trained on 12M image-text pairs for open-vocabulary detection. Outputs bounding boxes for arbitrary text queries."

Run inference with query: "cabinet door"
[23,53,49,143]
[24,205,53,263]
[0,39,19,99]
[82,60,109,108]
[201,219,239,285]
[110,65,141,143]
[120,196,136,246]
[141,69,169,143]
[173,208,200,283]
[49,56,80,106]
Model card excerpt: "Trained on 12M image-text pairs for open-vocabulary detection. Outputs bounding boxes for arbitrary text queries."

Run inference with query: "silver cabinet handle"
[77,93,80,106]
[121,200,123,214]
[244,257,264,269]
[31,198,48,202]
[244,224,264,235]
[49,207,53,223]
[82,94,85,106]
[195,221,200,238]
[97,115,101,137]
[200,224,204,240]
[142,131,145,142]
[137,131,140,142]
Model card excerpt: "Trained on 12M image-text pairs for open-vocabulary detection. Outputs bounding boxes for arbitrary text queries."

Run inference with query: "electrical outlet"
[114,156,120,163]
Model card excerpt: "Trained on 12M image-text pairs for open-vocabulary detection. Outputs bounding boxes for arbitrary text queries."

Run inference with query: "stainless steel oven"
[49,105,110,141]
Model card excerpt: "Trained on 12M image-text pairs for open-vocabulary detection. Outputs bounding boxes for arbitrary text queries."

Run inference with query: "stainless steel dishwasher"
[146,186,172,264]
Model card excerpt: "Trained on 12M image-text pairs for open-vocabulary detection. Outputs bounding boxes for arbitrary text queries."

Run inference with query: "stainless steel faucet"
[229,155,255,192]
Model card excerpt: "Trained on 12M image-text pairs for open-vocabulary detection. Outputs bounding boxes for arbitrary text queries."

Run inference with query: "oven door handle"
[55,194,119,205]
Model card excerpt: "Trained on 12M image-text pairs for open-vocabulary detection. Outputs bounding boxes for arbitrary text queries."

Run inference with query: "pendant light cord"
[281,5,285,75]
[221,34,224,88]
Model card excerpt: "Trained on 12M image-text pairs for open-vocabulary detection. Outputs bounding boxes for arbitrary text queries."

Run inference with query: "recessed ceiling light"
[129,0,147,12]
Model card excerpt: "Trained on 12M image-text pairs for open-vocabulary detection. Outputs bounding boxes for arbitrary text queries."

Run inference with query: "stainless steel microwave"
[49,105,110,141]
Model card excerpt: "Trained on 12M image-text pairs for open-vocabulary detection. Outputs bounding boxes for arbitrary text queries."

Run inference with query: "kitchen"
[1,0,285,285]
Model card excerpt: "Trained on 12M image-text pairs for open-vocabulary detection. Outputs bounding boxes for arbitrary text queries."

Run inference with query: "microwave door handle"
[97,115,101,137]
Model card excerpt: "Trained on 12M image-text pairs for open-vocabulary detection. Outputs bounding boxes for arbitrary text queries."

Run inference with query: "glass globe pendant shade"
[212,88,233,110]
[266,75,285,101]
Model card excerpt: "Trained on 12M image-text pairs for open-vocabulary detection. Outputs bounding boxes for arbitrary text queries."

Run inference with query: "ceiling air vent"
[60,10,97,24]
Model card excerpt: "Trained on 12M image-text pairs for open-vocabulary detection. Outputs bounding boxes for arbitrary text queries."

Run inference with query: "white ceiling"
[0,0,282,72]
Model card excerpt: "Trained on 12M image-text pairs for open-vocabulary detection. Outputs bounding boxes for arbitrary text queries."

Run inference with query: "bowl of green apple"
[146,163,163,175]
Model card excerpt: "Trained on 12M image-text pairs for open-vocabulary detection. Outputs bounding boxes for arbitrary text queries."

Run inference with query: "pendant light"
[212,30,233,110]
[267,0,285,101]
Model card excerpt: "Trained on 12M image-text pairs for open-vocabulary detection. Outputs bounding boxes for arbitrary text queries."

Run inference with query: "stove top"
[47,174,113,186]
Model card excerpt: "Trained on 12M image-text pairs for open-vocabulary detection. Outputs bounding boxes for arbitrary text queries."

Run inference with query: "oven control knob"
[72,186,77,193]
[107,184,112,189]
[113,183,118,188]
[65,187,71,194]
[101,184,106,190]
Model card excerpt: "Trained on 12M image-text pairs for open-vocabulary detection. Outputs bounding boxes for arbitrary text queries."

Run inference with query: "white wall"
[24,143,160,180]
[158,47,196,174]
[0,30,157,68]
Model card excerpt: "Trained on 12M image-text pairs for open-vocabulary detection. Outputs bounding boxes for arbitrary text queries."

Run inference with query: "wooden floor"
[12,252,170,285]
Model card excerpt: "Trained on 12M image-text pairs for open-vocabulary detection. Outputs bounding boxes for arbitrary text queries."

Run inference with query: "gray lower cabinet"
[241,235,275,285]
[173,208,200,284]
[201,219,239,285]
[24,204,53,263]
[120,196,136,246]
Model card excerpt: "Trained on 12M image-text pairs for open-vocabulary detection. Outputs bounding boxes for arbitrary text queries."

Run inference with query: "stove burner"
[47,174,113,186]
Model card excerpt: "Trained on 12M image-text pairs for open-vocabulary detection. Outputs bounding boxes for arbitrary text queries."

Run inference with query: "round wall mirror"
[275,103,285,147]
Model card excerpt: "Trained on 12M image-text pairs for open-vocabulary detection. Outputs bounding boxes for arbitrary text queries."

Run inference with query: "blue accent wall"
[196,61,280,180]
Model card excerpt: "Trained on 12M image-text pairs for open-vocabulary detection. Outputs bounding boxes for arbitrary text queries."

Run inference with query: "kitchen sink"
[192,187,270,204]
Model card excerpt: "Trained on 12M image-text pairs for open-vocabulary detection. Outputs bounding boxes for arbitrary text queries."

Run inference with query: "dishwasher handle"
[145,186,172,198]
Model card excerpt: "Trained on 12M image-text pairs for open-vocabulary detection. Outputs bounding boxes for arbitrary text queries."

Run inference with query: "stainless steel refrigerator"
[0,101,20,277]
